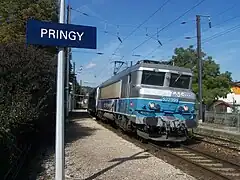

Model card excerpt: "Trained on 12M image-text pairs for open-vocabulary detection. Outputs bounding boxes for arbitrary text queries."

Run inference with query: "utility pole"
[80,79,82,95]
[72,62,76,110]
[79,80,82,109]
[196,15,203,123]
[65,3,71,118]
[55,0,65,179]
[196,15,211,123]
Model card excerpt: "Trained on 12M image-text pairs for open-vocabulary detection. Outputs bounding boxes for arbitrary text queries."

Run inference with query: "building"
[215,81,240,113]
[209,100,233,113]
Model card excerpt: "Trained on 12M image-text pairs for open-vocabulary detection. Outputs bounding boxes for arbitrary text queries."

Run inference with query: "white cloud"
[76,40,122,86]
[85,62,96,69]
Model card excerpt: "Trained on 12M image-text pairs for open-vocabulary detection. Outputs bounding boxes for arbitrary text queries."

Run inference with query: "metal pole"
[79,80,82,109]
[113,61,117,75]
[55,0,65,179]
[80,79,82,95]
[72,62,75,110]
[66,4,71,118]
[196,15,203,123]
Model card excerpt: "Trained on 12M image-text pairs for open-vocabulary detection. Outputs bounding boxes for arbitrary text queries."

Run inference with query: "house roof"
[213,100,233,108]
[231,81,240,87]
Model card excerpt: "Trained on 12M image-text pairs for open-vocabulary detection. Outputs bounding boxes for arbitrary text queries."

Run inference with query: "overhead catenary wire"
[180,23,240,49]
[215,3,237,17]
[144,21,240,60]
[72,0,218,61]
[71,1,239,87]
[203,15,240,32]
[71,0,234,59]
[70,7,117,28]
[71,6,174,34]
[109,0,171,59]
[97,0,206,81]
[134,16,240,64]
[128,0,207,55]
[143,45,162,59]
[72,1,235,31]
[123,0,207,62]
[143,7,240,59]
[162,16,240,55]
[177,2,237,25]
[71,5,174,30]
[201,23,240,44]
[76,0,240,83]
[71,2,235,30]
[96,0,171,79]
[71,6,173,45]
[72,13,240,57]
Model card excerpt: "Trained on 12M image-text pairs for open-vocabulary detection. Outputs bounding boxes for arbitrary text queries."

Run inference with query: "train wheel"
[138,136,148,144]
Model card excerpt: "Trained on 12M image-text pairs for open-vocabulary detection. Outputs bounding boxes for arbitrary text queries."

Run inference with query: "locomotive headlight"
[149,102,155,109]
[183,105,189,111]
[178,105,189,112]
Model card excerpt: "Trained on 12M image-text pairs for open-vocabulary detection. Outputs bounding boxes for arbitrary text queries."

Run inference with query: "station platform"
[63,111,196,180]
[194,122,240,143]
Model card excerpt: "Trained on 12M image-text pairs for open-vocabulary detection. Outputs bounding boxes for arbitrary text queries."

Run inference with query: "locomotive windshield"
[141,70,165,86]
[169,73,191,89]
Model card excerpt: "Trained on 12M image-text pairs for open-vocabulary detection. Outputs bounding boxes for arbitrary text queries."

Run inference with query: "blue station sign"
[26,19,97,49]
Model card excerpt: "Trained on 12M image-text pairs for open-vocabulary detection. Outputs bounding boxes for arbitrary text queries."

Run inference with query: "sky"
[68,0,240,87]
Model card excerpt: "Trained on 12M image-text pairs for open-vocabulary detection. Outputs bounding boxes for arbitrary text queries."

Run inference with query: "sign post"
[55,0,65,179]
[26,1,97,178]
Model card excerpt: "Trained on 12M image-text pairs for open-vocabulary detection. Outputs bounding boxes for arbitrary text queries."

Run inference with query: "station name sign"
[26,19,97,49]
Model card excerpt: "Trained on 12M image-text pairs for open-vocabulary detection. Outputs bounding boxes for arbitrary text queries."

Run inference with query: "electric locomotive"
[88,60,197,142]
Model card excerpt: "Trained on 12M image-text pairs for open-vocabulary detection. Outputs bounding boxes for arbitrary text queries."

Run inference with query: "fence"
[203,111,240,131]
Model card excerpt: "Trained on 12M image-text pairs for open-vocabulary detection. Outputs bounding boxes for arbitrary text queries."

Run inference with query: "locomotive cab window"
[141,70,165,86]
[169,73,191,89]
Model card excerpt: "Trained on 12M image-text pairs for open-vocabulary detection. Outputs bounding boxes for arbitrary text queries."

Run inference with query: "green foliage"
[75,85,94,96]
[0,0,58,177]
[0,43,57,177]
[0,0,58,43]
[170,46,232,106]
[0,43,56,128]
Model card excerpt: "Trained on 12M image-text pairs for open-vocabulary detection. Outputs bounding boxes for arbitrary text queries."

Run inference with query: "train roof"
[99,60,193,87]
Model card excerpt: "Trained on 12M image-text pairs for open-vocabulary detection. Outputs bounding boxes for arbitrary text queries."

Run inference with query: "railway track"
[91,115,240,180]
[193,133,240,152]
[149,143,240,180]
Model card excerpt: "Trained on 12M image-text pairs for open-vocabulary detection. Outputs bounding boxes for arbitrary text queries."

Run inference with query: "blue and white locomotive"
[88,60,197,142]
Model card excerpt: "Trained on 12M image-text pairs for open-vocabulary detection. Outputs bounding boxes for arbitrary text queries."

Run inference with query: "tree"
[0,0,58,43]
[0,42,57,177]
[0,0,59,177]
[170,46,232,107]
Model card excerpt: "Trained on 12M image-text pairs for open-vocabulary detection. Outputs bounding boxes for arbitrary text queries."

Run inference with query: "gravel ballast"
[37,115,197,180]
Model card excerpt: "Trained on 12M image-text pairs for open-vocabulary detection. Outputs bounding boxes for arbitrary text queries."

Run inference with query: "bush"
[0,43,57,178]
